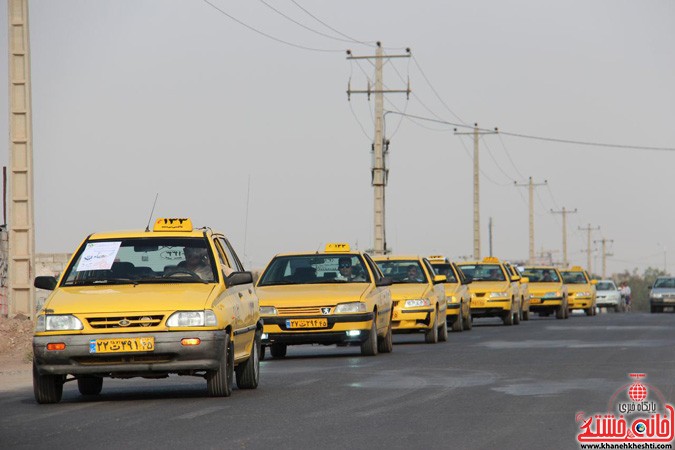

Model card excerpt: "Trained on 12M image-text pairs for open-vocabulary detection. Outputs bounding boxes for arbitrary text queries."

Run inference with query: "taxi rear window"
[61,237,217,285]
[258,254,371,286]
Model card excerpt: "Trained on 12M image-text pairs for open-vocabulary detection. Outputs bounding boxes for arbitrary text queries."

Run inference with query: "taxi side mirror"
[433,275,447,284]
[511,275,521,282]
[520,277,529,284]
[591,279,597,285]
[375,277,393,287]
[34,276,57,291]
[225,271,253,288]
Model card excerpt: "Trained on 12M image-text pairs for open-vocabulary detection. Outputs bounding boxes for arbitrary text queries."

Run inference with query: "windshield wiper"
[64,278,138,286]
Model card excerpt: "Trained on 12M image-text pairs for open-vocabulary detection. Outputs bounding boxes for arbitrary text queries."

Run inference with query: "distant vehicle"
[595,280,624,312]
[522,266,569,319]
[32,218,261,404]
[649,277,675,313]
[373,255,449,343]
[559,266,597,316]
[504,261,531,320]
[428,256,472,332]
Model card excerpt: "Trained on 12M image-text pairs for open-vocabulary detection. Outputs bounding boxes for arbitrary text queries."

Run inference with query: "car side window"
[363,254,382,282]
[217,237,244,272]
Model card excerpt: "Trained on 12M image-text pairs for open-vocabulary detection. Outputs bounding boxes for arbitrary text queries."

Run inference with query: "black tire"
[451,314,463,332]
[424,310,439,343]
[33,361,64,404]
[564,301,570,319]
[236,330,261,389]
[260,345,266,360]
[502,310,514,326]
[207,334,233,397]
[556,303,565,319]
[584,307,593,316]
[270,343,287,359]
[438,317,449,342]
[462,306,473,330]
[360,318,378,356]
[377,321,393,353]
[513,309,521,325]
[522,309,530,321]
[77,376,103,396]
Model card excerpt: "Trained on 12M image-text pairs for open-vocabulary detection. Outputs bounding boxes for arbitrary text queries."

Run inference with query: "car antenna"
[144,193,159,232]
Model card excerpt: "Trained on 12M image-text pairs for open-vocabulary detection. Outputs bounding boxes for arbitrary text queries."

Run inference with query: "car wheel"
[438,317,449,342]
[260,345,266,360]
[77,376,103,396]
[513,309,521,325]
[207,334,233,397]
[451,314,463,332]
[584,307,593,316]
[556,303,565,319]
[270,343,287,359]
[502,310,514,326]
[462,305,473,330]
[522,309,530,321]
[236,329,261,389]
[360,318,378,356]
[377,320,393,353]
[424,310,439,343]
[33,361,64,404]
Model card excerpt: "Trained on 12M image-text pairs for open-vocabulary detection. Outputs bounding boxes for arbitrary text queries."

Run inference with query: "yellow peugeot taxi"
[256,244,393,358]
[522,266,569,319]
[560,266,597,316]
[457,257,521,326]
[504,261,531,320]
[32,218,261,404]
[428,256,472,332]
[373,255,448,343]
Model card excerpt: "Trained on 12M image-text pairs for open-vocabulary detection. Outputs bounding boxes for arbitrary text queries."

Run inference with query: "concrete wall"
[0,227,7,316]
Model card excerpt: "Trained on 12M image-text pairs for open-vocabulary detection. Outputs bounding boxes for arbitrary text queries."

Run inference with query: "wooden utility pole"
[594,238,614,279]
[514,177,547,265]
[454,124,498,260]
[551,207,578,267]
[579,224,600,275]
[8,0,36,317]
[347,43,410,255]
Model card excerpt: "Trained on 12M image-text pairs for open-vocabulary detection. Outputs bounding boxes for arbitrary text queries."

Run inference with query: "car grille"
[87,315,164,329]
[276,306,333,316]
[73,355,172,365]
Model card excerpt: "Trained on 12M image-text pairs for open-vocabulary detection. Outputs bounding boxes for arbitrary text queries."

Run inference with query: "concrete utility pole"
[550,207,578,268]
[8,0,36,317]
[594,238,614,279]
[347,43,410,255]
[514,177,547,265]
[579,224,600,275]
[488,217,493,257]
[454,124,498,260]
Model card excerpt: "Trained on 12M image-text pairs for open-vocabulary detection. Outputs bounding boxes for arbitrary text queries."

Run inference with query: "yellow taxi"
[504,261,531,320]
[373,255,448,343]
[32,218,261,404]
[457,257,522,326]
[522,266,569,319]
[256,244,393,358]
[560,266,597,316]
[428,256,472,332]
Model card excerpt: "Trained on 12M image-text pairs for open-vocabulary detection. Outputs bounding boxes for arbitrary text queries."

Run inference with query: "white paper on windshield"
[76,241,122,271]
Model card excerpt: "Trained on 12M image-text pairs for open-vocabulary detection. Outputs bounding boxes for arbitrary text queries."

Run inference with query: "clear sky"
[1,0,674,276]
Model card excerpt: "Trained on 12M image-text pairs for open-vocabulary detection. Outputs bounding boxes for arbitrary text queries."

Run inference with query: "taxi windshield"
[457,264,505,282]
[258,254,370,286]
[523,268,560,283]
[61,237,217,286]
[654,278,675,289]
[597,281,616,291]
[430,263,458,283]
[561,272,588,284]
[374,260,428,284]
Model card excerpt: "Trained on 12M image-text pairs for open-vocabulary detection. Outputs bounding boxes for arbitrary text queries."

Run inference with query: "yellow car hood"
[565,285,590,294]
[44,284,217,314]
[528,282,562,295]
[468,281,510,294]
[257,284,370,306]
[388,284,430,301]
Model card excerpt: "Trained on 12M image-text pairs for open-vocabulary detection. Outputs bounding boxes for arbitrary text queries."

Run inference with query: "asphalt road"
[1,311,674,450]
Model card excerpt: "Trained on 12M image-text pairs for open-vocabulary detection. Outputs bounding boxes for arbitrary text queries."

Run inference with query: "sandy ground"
[0,316,34,391]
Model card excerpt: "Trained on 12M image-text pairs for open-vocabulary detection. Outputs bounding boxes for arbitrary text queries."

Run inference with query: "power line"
[411,55,467,125]
[201,0,344,53]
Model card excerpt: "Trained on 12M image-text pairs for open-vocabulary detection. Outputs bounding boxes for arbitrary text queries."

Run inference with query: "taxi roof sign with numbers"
[324,243,351,253]
[153,218,193,232]
[482,256,500,263]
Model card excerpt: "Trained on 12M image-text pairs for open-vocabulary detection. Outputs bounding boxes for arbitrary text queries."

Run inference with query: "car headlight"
[259,306,278,316]
[404,298,431,308]
[35,314,84,332]
[166,310,217,327]
[334,302,367,313]
[651,293,663,299]
[576,292,591,297]
[544,291,562,298]
[489,292,508,298]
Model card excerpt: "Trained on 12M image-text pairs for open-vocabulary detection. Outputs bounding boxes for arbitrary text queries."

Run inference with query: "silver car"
[649,277,675,313]
[595,280,624,312]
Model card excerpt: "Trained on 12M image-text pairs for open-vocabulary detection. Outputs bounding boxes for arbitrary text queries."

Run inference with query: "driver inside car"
[176,247,213,280]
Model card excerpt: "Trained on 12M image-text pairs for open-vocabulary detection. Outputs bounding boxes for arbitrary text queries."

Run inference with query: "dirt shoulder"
[0,316,34,391]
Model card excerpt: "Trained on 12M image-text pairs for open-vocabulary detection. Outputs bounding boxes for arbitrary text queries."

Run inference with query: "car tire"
[236,329,261,389]
[451,314,463,332]
[207,334,233,397]
[425,311,439,343]
[438,317,449,342]
[522,309,530,321]
[513,309,521,325]
[462,305,473,330]
[361,318,378,356]
[584,307,593,316]
[270,343,287,359]
[377,319,393,353]
[260,345,266,360]
[77,376,103,396]
[33,361,64,404]
[502,310,514,326]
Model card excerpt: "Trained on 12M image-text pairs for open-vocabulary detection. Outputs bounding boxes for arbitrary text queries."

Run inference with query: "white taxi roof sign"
[325,243,350,253]
[153,218,193,232]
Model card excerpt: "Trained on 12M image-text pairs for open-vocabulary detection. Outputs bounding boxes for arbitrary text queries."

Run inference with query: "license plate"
[472,299,485,308]
[531,298,541,304]
[285,319,328,329]
[89,337,155,354]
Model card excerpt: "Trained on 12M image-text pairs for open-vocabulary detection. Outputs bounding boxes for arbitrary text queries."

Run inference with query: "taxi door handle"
[238,292,244,299]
